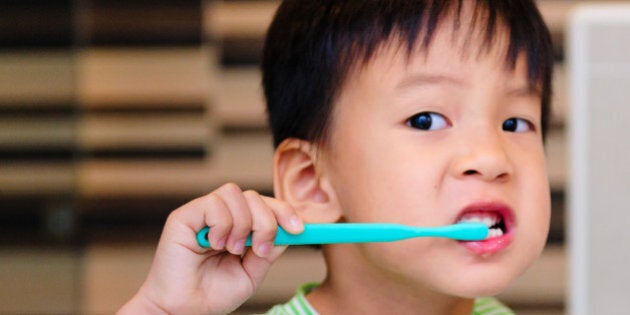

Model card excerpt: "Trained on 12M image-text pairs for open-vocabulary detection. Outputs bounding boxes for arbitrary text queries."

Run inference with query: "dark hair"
[262,0,553,147]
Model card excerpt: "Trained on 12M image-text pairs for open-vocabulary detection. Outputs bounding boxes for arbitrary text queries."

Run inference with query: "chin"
[437,254,535,298]
[440,273,514,298]
[452,233,548,297]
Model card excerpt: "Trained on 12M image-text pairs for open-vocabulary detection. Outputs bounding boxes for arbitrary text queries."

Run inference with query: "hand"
[118,183,304,315]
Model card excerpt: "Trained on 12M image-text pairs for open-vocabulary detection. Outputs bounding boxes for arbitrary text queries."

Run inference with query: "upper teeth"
[457,213,500,227]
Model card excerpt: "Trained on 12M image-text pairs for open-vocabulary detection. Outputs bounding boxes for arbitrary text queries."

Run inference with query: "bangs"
[337,0,552,92]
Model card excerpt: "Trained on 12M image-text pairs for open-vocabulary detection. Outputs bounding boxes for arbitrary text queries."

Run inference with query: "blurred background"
[0,0,613,314]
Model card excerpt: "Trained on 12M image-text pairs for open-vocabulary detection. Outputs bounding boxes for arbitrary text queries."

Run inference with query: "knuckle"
[198,195,226,216]
[231,213,252,231]
[242,189,257,196]
[220,182,242,195]
[242,189,259,200]
[165,208,180,224]
[190,193,215,209]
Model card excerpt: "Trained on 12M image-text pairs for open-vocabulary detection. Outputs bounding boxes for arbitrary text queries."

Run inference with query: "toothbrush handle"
[196,223,487,248]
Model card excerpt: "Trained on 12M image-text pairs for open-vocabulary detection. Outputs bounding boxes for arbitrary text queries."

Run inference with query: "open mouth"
[454,203,514,254]
[456,211,509,239]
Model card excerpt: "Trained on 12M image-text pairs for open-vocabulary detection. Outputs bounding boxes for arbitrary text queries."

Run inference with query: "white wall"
[569,4,630,315]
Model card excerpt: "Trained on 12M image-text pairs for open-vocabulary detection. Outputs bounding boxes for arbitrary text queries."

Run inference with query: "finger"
[244,190,278,258]
[260,196,304,234]
[215,183,253,255]
[200,194,232,251]
[165,193,232,252]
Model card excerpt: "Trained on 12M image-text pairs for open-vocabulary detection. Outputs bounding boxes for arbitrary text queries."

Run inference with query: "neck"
[306,244,474,315]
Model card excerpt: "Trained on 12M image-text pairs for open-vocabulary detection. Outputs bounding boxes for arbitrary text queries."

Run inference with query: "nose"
[452,131,513,182]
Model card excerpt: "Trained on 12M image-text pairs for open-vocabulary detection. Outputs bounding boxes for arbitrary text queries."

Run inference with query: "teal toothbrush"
[196,222,488,248]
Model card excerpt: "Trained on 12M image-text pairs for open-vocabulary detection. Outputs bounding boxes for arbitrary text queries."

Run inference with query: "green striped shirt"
[262,283,514,315]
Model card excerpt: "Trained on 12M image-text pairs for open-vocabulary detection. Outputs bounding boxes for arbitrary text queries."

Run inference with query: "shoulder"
[473,296,515,315]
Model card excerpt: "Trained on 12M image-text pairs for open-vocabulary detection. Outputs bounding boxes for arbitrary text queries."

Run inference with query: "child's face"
[318,23,550,297]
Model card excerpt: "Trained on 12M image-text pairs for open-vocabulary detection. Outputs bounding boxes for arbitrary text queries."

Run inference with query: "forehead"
[346,13,527,92]
[412,3,516,66]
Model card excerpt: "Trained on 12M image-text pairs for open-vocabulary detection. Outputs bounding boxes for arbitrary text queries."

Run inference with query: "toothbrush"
[196,222,488,248]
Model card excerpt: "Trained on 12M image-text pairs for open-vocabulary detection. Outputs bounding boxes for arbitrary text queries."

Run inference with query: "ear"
[273,138,342,223]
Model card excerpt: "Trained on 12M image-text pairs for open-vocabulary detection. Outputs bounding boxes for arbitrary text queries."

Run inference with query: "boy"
[120,0,553,314]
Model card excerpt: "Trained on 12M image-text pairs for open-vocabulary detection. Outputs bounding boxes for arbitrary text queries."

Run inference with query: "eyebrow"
[507,83,542,97]
[397,73,542,97]
[395,73,465,91]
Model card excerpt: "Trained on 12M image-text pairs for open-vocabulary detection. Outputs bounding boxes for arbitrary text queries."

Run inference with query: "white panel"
[568,5,630,315]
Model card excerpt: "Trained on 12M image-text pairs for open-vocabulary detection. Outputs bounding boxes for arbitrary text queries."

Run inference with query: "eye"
[407,112,449,131]
[502,118,532,132]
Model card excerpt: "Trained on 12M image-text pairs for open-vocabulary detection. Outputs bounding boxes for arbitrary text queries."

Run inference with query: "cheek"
[522,182,551,255]
[519,152,551,228]
[513,151,551,267]
[356,238,457,287]
[333,146,447,224]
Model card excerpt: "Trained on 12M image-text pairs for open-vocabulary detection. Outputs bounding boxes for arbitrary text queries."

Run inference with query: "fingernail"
[290,216,302,231]
[232,240,246,254]
[215,237,226,250]
[257,242,272,257]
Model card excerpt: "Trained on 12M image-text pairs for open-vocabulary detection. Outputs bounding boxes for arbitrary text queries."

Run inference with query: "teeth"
[457,212,506,239]
[457,213,500,227]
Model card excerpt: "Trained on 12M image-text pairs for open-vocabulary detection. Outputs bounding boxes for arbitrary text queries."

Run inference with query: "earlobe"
[273,138,342,223]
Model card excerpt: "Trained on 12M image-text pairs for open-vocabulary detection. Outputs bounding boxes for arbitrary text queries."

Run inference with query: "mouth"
[454,203,514,255]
